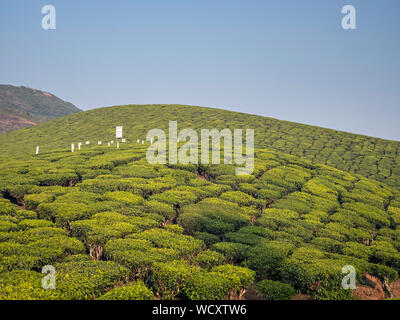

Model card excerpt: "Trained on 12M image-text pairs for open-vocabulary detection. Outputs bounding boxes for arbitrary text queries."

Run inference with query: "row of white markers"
[35,138,151,155]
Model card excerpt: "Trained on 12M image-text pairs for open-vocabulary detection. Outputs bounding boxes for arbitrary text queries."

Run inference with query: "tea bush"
[97,281,154,300]
[257,279,296,300]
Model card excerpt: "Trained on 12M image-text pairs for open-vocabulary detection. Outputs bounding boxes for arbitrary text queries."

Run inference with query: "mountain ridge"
[0,84,81,133]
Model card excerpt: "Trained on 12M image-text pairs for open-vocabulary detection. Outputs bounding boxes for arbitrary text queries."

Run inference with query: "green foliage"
[244,240,294,279]
[97,281,154,300]
[257,279,296,300]
[104,238,177,277]
[193,250,225,269]
[24,193,54,210]
[178,198,250,236]
[103,191,144,205]
[1,112,400,301]
[128,228,204,257]
[151,260,199,299]
[183,265,255,300]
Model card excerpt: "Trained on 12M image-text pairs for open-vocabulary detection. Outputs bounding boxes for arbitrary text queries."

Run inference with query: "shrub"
[152,260,199,299]
[342,202,390,228]
[18,219,55,230]
[104,238,177,277]
[53,259,130,299]
[183,265,255,300]
[193,232,220,247]
[193,250,225,269]
[211,242,249,264]
[144,200,175,219]
[97,281,154,300]
[0,270,58,299]
[0,199,18,216]
[178,199,250,235]
[129,228,203,257]
[24,193,54,210]
[257,280,296,300]
[149,189,197,208]
[279,257,352,300]
[244,240,294,279]
[103,191,144,205]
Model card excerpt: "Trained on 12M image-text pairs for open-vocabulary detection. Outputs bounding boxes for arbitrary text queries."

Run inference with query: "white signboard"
[98,141,102,145]
[121,139,126,143]
[116,126,123,139]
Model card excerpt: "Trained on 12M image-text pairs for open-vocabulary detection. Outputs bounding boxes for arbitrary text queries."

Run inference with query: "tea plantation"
[1,137,400,299]
[0,105,399,189]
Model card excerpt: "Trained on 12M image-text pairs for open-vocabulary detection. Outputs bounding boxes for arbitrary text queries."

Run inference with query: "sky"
[0,0,399,140]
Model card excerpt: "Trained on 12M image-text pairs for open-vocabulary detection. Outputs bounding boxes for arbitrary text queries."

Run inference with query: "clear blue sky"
[0,0,399,140]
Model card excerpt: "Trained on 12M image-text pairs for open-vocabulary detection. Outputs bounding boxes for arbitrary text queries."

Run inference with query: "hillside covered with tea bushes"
[0,105,399,189]
[1,142,400,300]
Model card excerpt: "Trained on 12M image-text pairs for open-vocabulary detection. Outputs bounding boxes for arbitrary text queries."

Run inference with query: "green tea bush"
[149,189,197,208]
[257,279,296,300]
[183,265,255,300]
[193,232,220,247]
[103,191,144,205]
[24,193,55,210]
[104,238,177,277]
[211,242,249,264]
[97,281,154,300]
[129,228,203,257]
[53,259,130,299]
[244,240,294,279]
[152,260,199,299]
[178,198,250,235]
[193,250,225,269]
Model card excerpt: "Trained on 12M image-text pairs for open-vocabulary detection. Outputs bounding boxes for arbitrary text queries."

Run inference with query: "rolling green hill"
[0,104,399,189]
[1,104,400,300]
[0,85,81,133]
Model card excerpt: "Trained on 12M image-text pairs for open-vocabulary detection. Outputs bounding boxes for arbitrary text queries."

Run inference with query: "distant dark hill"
[0,104,399,189]
[0,85,81,133]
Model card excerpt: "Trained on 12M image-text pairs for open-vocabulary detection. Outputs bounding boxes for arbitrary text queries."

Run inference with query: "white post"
[117,141,119,149]
[71,144,75,152]
[137,139,140,143]
[78,142,82,150]
[142,140,144,144]
[98,141,102,145]
[86,141,90,145]
[108,142,110,147]
[36,146,39,155]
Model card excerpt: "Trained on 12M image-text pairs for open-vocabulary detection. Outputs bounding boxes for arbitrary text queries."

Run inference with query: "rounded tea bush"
[257,279,296,300]
[97,281,153,300]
